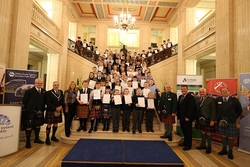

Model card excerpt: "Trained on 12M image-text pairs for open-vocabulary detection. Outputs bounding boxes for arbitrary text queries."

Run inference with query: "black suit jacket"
[158,91,177,115]
[216,96,242,123]
[22,86,46,112]
[177,92,196,121]
[46,89,64,112]
[197,95,216,121]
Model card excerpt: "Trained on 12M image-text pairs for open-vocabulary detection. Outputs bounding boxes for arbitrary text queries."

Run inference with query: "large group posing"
[22,45,242,161]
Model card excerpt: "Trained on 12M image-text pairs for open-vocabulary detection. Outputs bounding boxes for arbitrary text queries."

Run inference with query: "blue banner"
[4,69,38,104]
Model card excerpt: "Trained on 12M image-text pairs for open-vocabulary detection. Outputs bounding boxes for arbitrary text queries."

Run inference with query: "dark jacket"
[46,89,64,112]
[158,91,177,115]
[196,95,216,121]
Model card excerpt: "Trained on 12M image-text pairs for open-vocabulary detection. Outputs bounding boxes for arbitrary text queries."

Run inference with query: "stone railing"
[31,1,60,40]
[185,11,215,49]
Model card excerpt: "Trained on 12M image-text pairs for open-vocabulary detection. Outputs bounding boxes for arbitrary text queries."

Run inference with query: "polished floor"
[0,125,249,167]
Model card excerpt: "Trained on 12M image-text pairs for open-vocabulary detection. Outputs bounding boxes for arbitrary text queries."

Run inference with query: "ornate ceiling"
[70,0,182,23]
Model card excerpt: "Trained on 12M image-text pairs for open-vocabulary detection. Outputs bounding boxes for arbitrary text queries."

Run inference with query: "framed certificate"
[114,95,122,105]
[132,81,138,89]
[103,94,110,104]
[147,99,155,109]
[140,79,146,87]
[93,89,101,99]
[138,97,145,107]
[80,94,88,104]
[88,80,96,89]
[124,95,132,104]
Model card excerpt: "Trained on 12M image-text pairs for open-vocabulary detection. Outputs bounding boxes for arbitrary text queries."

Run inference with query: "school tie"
[84,89,87,93]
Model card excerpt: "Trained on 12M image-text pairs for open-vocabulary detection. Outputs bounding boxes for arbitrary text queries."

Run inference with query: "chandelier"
[114,1,136,31]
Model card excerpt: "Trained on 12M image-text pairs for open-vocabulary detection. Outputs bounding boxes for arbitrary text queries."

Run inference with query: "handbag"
[219,119,228,128]
[198,117,206,126]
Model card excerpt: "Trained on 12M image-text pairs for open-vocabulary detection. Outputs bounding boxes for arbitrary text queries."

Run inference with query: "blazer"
[197,95,216,121]
[22,86,46,112]
[177,92,197,121]
[216,96,242,123]
[158,91,177,115]
[46,89,64,112]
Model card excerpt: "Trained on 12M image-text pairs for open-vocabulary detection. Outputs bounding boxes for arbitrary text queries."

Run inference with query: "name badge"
[218,102,222,104]
[168,98,172,101]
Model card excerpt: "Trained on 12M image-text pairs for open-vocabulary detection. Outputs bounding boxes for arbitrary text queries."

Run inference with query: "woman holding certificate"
[146,92,155,132]
[111,89,122,132]
[88,82,102,133]
[102,86,112,131]
[76,80,90,132]
[121,88,132,132]
[132,88,145,134]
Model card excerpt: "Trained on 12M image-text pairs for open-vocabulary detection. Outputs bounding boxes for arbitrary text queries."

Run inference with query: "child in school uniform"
[102,86,112,131]
[111,89,122,132]
[146,92,155,132]
[121,88,132,132]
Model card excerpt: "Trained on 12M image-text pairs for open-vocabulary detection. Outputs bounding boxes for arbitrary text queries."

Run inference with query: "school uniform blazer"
[158,91,177,115]
[177,92,196,121]
[216,96,242,123]
[22,86,46,112]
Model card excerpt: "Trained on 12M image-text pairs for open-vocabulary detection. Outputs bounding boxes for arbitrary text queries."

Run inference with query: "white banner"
[0,105,21,157]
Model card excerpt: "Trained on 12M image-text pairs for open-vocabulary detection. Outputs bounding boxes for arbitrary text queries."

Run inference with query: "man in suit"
[195,88,216,154]
[158,84,177,141]
[22,78,46,148]
[216,87,242,159]
[177,85,196,150]
[44,81,64,145]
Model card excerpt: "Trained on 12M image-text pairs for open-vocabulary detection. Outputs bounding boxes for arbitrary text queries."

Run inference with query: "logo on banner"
[8,72,15,77]
[0,114,13,133]
[182,78,197,84]
[243,78,250,85]
[213,81,228,93]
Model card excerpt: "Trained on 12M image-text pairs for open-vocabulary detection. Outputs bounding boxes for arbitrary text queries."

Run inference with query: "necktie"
[84,89,87,93]
[180,95,185,102]
[200,97,203,102]
[224,98,227,102]
[38,89,41,94]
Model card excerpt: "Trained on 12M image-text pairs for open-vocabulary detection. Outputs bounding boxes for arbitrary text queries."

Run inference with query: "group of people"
[174,85,242,160]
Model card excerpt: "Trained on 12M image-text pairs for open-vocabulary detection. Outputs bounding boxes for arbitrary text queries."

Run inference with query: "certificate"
[147,99,155,109]
[80,94,88,104]
[115,86,121,93]
[93,89,101,99]
[114,95,122,105]
[103,94,110,104]
[88,80,96,89]
[98,66,103,72]
[140,79,146,87]
[143,88,150,98]
[124,95,132,104]
[138,97,145,107]
[132,81,138,89]
[100,86,106,95]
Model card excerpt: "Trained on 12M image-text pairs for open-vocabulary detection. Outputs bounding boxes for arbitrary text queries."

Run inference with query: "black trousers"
[64,104,76,136]
[146,110,154,130]
[122,109,131,130]
[132,109,143,131]
[180,118,193,148]
[112,107,121,130]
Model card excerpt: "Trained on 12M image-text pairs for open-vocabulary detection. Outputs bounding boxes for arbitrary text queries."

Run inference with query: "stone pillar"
[186,59,197,75]
[8,0,33,69]
[46,53,59,90]
[215,0,234,78]
[0,0,14,66]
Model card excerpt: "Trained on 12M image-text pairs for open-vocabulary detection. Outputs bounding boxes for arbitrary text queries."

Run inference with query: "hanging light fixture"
[114,0,136,31]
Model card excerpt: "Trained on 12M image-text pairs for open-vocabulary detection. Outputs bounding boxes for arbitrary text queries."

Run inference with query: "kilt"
[23,111,44,128]
[161,115,175,125]
[102,104,112,117]
[218,118,238,137]
[195,119,216,133]
[89,105,102,118]
[77,104,89,118]
[44,110,62,124]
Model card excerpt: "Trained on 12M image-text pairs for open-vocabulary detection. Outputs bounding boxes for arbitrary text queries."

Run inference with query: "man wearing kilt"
[216,87,242,159]
[88,82,102,133]
[102,86,112,131]
[195,88,216,154]
[22,78,46,148]
[158,84,177,141]
[76,80,91,132]
[44,81,64,145]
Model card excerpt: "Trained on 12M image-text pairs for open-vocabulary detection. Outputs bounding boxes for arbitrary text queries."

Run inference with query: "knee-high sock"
[26,129,32,143]
[206,135,212,147]
[222,137,227,149]
[200,133,206,146]
[52,126,58,137]
[34,127,40,141]
[228,138,234,151]
[46,126,51,139]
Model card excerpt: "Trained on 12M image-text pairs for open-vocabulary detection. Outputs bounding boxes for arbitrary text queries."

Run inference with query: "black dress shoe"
[138,129,142,133]
[88,128,93,133]
[160,135,169,139]
[83,127,87,131]
[168,136,173,141]
[132,130,136,134]
[146,129,150,132]
[26,142,31,148]
[218,149,228,155]
[51,136,59,142]
[178,142,185,147]
[34,139,45,144]
[150,129,154,132]
[45,138,51,145]
[196,145,206,150]
[77,127,82,132]
[127,129,130,132]
[183,146,191,151]
[206,147,211,154]
[228,151,234,159]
